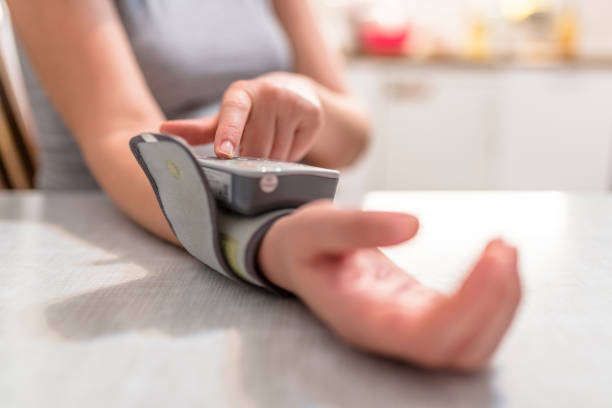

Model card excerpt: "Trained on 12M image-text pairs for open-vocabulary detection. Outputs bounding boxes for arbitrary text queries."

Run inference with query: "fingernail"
[219,140,235,157]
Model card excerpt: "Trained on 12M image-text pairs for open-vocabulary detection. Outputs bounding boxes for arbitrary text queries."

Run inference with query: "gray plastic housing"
[197,157,340,216]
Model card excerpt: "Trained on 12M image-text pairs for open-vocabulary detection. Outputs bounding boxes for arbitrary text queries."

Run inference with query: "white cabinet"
[374,66,495,190]
[492,70,612,191]
[347,61,612,193]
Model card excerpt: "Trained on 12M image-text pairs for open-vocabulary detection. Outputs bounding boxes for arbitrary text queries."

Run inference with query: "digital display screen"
[198,157,315,173]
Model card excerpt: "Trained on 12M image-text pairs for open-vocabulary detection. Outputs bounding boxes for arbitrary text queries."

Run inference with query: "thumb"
[159,116,218,145]
[297,203,420,255]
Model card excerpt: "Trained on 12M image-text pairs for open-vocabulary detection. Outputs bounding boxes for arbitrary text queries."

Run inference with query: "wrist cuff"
[130,133,293,292]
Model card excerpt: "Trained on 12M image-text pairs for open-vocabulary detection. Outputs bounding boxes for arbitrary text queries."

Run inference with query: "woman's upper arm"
[7,0,164,143]
[272,0,348,94]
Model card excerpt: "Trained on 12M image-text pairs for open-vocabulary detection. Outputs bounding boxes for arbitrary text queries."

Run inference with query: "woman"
[9,0,521,371]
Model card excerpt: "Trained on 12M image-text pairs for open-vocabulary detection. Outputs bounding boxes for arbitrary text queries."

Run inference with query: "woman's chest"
[115,0,292,116]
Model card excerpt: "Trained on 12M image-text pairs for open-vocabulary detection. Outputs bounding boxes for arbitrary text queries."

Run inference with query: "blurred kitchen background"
[315,0,612,204]
[0,0,611,203]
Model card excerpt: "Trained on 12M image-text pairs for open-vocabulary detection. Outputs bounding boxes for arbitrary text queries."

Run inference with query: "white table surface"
[1,191,611,407]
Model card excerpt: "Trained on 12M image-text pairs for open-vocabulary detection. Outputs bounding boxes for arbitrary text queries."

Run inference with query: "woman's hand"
[259,201,522,372]
[160,73,324,162]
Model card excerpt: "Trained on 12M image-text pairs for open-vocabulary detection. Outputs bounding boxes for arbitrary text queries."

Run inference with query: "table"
[1,191,611,407]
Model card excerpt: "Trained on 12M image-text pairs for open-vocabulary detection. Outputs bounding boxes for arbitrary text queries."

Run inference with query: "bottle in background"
[467,13,491,61]
[556,0,580,60]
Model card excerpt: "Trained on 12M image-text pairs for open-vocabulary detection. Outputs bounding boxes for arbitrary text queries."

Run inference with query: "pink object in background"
[358,22,410,56]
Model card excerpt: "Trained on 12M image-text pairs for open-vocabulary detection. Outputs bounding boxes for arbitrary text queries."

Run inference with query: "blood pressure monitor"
[131,133,329,290]
[197,156,339,216]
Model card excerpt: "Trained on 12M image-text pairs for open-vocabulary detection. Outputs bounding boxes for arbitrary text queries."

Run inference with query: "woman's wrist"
[257,216,295,293]
[303,80,371,169]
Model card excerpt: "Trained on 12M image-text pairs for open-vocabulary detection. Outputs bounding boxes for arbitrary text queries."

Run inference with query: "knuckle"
[293,128,312,141]
[259,81,284,99]
[301,102,324,127]
[284,94,301,111]
[223,96,250,112]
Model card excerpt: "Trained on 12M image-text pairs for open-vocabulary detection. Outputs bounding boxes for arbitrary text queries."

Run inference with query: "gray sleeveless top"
[19,0,292,189]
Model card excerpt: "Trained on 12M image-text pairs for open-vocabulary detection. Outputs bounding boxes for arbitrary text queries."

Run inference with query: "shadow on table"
[4,194,496,407]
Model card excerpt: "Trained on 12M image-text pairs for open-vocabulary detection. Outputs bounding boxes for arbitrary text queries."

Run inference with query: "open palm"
[259,201,521,371]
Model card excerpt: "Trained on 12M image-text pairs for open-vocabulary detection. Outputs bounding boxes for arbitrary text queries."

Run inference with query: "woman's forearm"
[81,126,179,245]
[8,0,177,244]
